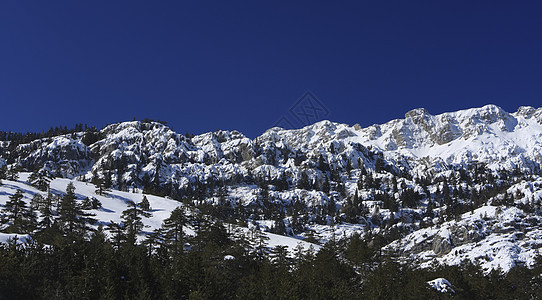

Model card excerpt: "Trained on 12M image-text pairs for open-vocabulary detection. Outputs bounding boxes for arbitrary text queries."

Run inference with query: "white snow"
[0,173,320,253]
[427,278,455,293]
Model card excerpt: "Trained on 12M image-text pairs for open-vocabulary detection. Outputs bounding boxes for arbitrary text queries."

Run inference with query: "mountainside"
[0,173,317,252]
[2,104,542,274]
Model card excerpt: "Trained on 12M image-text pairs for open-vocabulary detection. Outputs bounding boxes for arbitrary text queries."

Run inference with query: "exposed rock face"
[432,234,453,256]
[431,224,484,256]
[14,136,92,177]
[434,115,461,145]
[356,104,542,172]
[3,105,542,187]
[394,223,486,257]
[385,204,542,272]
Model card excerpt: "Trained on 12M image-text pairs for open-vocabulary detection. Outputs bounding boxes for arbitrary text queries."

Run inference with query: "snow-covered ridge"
[7,105,542,182]
[2,105,542,273]
[351,105,542,170]
[258,105,542,172]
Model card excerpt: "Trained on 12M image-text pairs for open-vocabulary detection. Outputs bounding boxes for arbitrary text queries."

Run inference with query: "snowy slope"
[387,178,542,273]
[0,173,318,253]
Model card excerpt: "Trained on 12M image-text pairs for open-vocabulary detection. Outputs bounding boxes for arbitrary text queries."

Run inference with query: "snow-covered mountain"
[354,105,542,171]
[8,104,542,184]
[2,104,542,272]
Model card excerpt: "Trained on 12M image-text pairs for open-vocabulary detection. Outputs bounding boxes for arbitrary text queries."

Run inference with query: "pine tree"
[140,195,151,211]
[249,226,270,260]
[58,182,78,234]
[6,166,19,181]
[103,171,112,189]
[81,197,93,210]
[322,176,331,194]
[23,206,38,232]
[30,193,43,210]
[270,245,292,269]
[107,221,125,248]
[297,171,311,190]
[3,189,27,231]
[58,182,95,236]
[90,169,101,186]
[28,169,52,191]
[162,207,187,256]
[38,192,55,229]
[91,197,102,209]
[318,154,329,172]
[121,200,152,245]
[0,165,7,180]
[375,156,385,173]
[94,176,110,196]
[272,217,287,235]
[327,196,337,217]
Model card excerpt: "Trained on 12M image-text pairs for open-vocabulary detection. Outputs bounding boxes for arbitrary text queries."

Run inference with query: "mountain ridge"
[2,104,542,273]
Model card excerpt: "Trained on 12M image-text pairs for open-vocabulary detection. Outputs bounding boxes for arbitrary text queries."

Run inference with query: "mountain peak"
[405,107,430,119]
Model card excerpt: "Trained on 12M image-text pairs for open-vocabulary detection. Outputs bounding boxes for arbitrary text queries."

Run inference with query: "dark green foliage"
[81,126,102,146]
[121,200,152,245]
[2,189,28,232]
[0,223,539,299]
[361,258,436,299]
[140,195,151,211]
[297,171,311,190]
[57,182,96,237]
[28,169,52,191]
[401,187,422,208]
[6,166,19,181]
[0,165,6,181]
[161,207,187,255]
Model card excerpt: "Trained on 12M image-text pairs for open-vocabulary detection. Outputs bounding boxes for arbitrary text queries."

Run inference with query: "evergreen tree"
[375,156,385,173]
[58,182,95,236]
[327,196,337,217]
[270,245,292,269]
[0,165,7,180]
[3,189,27,231]
[30,193,43,210]
[6,166,19,181]
[38,192,55,229]
[162,207,187,256]
[140,195,151,211]
[23,206,38,233]
[318,154,330,172]
[322,176,331,194]
[297,171,311,190]
[121,200,152,245]
[94,176,110,196]
[271,217,287,235]
[103,171,112,189]
[248,226,270,260]
[28,169,52,191]
[80,197,93,210]
[107,221,125,248]
[91,197,102,209]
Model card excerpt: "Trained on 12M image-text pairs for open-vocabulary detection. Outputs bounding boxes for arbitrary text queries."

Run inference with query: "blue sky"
[1,1,541,137]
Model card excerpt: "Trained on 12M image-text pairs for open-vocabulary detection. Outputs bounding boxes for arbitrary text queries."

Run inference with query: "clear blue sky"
[1,1,541,137]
